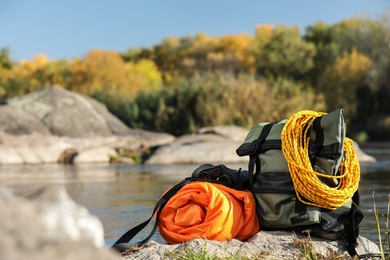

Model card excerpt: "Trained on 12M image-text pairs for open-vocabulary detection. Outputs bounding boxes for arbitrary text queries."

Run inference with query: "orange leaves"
[0,54,66,97]
[67,50,129,94]
[14,54,51,78]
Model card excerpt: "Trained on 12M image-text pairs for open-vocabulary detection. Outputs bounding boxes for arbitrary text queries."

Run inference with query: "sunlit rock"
[0,185,118,260]
[0,86,174,165]
[197,125,249,142]
[145,134,247,165]
[121,231,380,259]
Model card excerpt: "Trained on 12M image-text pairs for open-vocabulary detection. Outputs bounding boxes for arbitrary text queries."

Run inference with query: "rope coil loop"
[281,110,360,210]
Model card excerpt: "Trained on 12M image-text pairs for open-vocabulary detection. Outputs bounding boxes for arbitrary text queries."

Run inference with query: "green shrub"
[94,72,326,136]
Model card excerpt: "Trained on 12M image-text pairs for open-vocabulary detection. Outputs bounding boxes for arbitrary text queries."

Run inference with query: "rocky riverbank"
[0,185,381,260]
[0,85,377,165]
[0,86,382,259]
[120,232,380,259]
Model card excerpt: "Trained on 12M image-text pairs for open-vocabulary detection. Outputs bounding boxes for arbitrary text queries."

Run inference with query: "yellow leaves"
[20,54,50,70]
[320,48,372,115]
[127,59,161,83]
[192,33,220,53]
[66,49,162,97]
[325,48,372,87]
[14,54,50,78]
[126,59,163,93]
[155,33,257,76]
[1,54,66,95]
[162,36,181,49]
[312,21,329,31]
[275,25,301,35]
[254,25,274,41]
[191,33,255,73]
[0,66,12,82]
[255,24,302,44]
[220,34,255,72]
[220,34,252,53]
[339,18,358,28]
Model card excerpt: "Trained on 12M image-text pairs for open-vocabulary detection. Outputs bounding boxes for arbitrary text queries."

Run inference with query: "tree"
[251,25,275,75]
[0,47,13,69]
[126,59,163,93]
[133,33,256,81]
[304,22,340,86]
[150,36,192,81]
[0,54,59,98]
[66,50,130,95]
[215,34,255,74]
[319,48,372,117]
[257,25,317,79]
[0,47,14,99]
[66,49,162,97]
[331,16,390,89]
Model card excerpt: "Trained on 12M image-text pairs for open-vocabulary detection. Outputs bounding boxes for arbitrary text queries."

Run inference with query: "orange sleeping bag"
[156,181,260,244]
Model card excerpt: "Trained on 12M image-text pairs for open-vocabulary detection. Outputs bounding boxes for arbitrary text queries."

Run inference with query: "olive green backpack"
[236,109,364,257]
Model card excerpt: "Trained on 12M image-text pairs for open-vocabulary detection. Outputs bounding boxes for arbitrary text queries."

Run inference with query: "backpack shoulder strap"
[110,178,191,252]
[345,191,364,257]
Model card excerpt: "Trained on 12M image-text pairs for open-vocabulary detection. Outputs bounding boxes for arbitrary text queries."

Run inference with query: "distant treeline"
[1,16,389,141]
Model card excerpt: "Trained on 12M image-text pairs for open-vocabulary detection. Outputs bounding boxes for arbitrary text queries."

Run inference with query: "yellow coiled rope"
[281,110,360,210]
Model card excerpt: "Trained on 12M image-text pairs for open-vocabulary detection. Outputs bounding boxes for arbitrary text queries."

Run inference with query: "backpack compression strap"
[110,178,192,253]
[247,122,276,176]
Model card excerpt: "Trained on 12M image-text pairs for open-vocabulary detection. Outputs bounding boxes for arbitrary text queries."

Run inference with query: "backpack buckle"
[236,138,265,156]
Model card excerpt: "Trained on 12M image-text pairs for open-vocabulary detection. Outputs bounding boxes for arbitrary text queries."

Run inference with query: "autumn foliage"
[0,16,389,140]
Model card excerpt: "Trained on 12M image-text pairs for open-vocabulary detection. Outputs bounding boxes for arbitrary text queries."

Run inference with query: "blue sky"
[1,0,389,61]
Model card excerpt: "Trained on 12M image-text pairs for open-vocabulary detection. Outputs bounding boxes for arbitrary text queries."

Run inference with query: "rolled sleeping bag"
[156,181,260,244]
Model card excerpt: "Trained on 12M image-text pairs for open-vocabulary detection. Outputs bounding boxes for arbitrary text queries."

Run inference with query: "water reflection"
[359,167,390,247]
[0,161,388,248]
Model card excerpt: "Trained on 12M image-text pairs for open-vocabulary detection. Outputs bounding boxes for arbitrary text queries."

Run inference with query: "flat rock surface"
[120,231,380,259]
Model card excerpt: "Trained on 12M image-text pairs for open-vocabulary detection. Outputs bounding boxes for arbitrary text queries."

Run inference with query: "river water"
[0,145,389,249]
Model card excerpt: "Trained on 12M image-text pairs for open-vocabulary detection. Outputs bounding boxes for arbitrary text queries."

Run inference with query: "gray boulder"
[0,105,51,136]
[6,85,131,137]
[0,132,68,164]
[197,125,249,142]
[0,132,175,165]
[0,185,118,260]
[353,142,377,163]
[0,86,175,165]
[145,133,247,165]
[121,231,380,259]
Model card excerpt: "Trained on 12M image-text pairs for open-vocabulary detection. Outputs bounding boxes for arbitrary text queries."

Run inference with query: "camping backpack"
[236,109,364,257]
